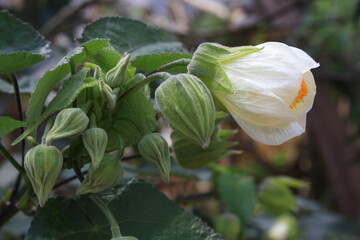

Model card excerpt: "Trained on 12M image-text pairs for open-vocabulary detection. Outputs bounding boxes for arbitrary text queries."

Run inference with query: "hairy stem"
[89,194,122,238]
[147,58,191,75]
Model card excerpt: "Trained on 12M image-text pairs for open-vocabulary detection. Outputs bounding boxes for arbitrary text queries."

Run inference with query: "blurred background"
[0,0,359,239]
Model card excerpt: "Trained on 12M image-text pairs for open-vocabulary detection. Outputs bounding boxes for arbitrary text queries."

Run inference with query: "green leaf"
[110,87,157,147]
[217,173,257,223]
[27,179,222,240]
[130,42,187,59]
[12,39,113,146]
[0,10,50,74]
[0,116,26,136]
[80,17,185,56]
[172,132,238,169]
[132,53,191,72]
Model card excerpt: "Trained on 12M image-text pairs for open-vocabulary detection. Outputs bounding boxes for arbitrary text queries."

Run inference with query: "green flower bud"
[94,65,104,80]
[215,213,241,240]
[77,156,123,195]
[45,108,89,145]
[105,54,131,88]
[100,81,117,110]
[24,145,63,207]
[155,74,215,148]
[83,128,108,169]
[138,133,170,182]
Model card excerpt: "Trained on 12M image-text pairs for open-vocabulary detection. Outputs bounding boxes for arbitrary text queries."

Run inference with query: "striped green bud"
[105,54,131,88]
[77,155,123,195]
[155,74,215,148]
[82,128,108,169]
[24,145,63,207]
[94,65,104,80]
[138,133,170,182]
[45,108,89,145]
[215,213,241,240]
[100,81,117,110]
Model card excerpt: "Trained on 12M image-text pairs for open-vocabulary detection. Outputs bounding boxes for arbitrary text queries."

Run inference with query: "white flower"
[189,42,319,145]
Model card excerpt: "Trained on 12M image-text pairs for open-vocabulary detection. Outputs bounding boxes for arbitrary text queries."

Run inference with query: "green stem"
[0,142,26,177]
[89,194,122,238]
[118,72,170,105]
[148,58,191,75]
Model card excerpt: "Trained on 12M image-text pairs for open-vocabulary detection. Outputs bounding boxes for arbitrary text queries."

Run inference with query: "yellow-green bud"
[138,133,170,182]
[77,156,123,195]
[24,145,63,207]
[155,74,215,148]
[105,54,131,88]
[214,213,241,240]
[100,81,117,110]
[82,127,108,169]
[45,108,89,145]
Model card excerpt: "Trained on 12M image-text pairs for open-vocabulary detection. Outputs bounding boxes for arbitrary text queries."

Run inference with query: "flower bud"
[94,65,104,80]
[45,108,89,145]
[83,127,108,169]
[24,144,63,207]
[77,155,123,195]
[100,81,117,110]
[155,74,215,148]
[138,133,170,182]
[188,42,319,145]
[215,213,241,240]
[114,237,138,240]
[105,54,131,88]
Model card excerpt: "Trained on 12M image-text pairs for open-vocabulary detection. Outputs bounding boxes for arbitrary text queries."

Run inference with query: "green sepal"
[187,43,261,94]
[138,133,170,182]
[155,74,215,148]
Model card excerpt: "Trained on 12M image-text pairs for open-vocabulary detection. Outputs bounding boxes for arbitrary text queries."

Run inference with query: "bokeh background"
[0,0,359,239]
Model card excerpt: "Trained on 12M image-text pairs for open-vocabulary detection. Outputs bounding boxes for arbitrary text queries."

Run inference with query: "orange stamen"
[290,79,308,109]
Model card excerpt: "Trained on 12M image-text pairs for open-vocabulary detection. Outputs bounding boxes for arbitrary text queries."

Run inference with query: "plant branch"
[8,73,26,200]
[147,58,191,75]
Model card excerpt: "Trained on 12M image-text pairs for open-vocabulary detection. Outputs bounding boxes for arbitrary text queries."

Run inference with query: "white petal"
[289,46,320,73]
[231,113,305,145]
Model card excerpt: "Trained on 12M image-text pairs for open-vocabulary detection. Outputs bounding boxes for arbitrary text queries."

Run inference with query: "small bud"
[105,54,131,88]
[94,65,104,80]
[138,133,170,182]
[155,74,215,148]
[215,213,242,240]
[100,81,117,110]
[24,145,63,207]
[77,156,123,195]
[45,108,89,145]
[82,128,108,169]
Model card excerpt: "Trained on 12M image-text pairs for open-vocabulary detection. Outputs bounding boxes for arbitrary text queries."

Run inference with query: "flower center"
[290,79,308,109]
